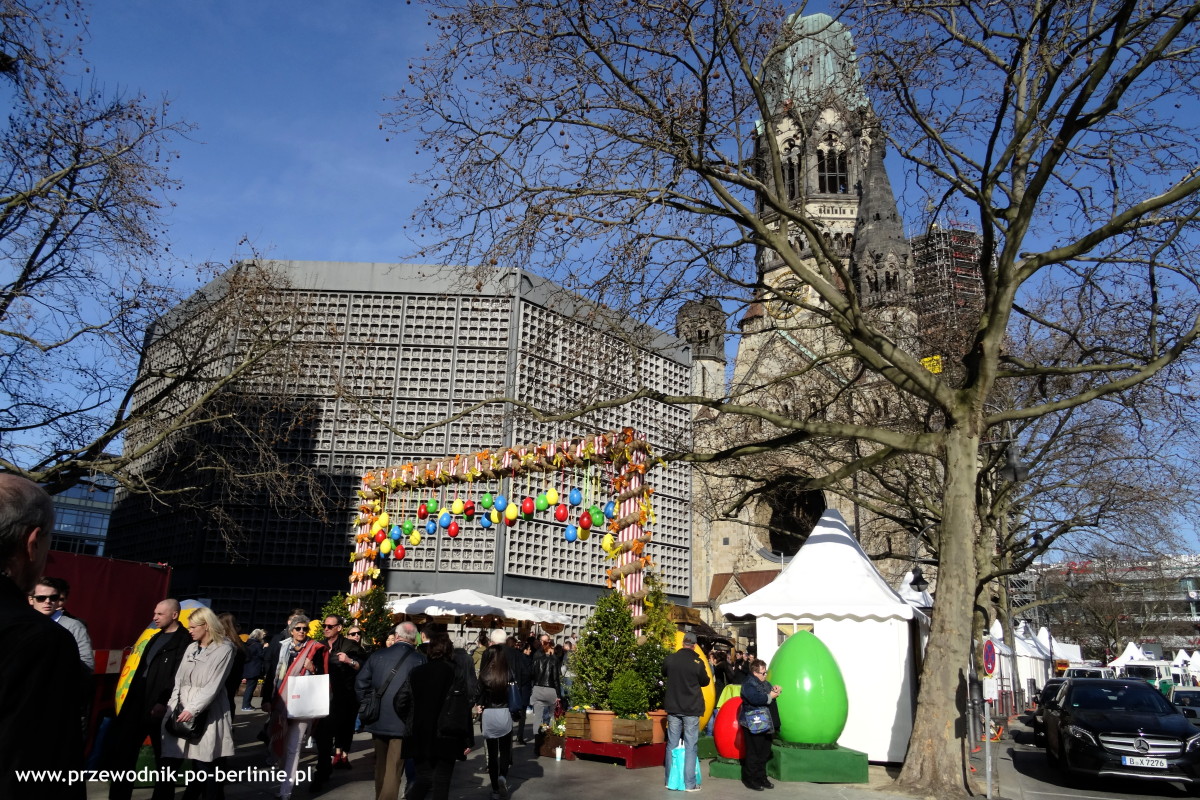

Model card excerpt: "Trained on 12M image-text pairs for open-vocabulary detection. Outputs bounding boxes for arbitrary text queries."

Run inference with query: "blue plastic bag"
[666,744,703,790]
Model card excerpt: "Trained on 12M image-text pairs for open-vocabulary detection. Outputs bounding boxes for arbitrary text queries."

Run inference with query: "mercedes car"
[1043,678,1200,790]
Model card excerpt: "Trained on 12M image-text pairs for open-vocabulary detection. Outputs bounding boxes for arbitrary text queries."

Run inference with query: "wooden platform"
[563,737,666,769]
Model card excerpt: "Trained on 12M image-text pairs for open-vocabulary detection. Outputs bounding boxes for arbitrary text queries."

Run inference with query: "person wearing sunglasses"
[313,614,366,783]
[29,577,93,671]
[263,615,328,800]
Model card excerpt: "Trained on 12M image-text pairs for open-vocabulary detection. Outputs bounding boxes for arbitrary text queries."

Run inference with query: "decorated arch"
[348,427,657,620]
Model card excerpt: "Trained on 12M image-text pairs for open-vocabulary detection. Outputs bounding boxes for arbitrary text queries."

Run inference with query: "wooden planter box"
[611,717,654,745]
[564,710,590,739]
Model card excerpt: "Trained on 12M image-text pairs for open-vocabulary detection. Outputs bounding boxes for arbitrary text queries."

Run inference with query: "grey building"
[108,261,693,632]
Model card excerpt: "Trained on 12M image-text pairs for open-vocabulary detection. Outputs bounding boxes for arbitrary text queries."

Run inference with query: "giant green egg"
[768,630,848,745]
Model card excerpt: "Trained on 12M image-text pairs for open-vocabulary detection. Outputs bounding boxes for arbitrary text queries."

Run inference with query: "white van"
[1063,666,1115,679]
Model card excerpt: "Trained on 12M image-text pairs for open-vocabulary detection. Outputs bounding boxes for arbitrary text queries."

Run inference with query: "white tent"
[720,509,925,763]
[1109,641,1149,667]
[1036,626,1082,663]
[984,620,1049,695]
[387,589,571,625]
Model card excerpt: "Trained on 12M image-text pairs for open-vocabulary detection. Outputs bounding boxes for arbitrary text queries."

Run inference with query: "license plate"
[1121,756,1167,768]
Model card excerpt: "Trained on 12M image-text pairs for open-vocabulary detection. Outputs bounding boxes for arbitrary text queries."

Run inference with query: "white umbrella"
[387,588,570,625]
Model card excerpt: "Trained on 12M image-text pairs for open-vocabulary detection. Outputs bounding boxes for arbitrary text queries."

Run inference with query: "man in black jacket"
[663,632,710,792]
[356,621,425,800]
[313,613,366,785]
[0,474,85,800]
[107,598,192,800]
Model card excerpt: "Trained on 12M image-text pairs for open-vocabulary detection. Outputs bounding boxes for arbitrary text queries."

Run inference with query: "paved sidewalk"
[86,708,1014,800]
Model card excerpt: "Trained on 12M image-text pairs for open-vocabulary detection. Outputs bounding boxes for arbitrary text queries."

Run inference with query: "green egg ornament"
[427,498,439,514]
[402,519,415,535]
[589,505,604,526]
[535,493,548,511]
[768,630,849,745]
[481,492,494,510]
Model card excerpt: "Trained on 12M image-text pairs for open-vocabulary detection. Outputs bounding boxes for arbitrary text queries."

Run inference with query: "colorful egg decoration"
[601,533,615,553]
[380,538,394,555]
[579,513,592,530]
[769,630,848,745]
[409,531,421,546]
[564,526,578,542]
[425,520,437,535]
[463,501,476,519]
[577,526,591,541]
[713,696,746,759]
[589,505,604,526]
[451,498,465,515]
[377,512,390,529]
[480,514,493,529]
[448,521,460,537]
[604,501,616,519]
[394,544,406,560]
[489,509,501,525]
[427,498,440,514]
[521,496,535,515]
[374,530,386,544]
[568,487,583,506]
[504,504,519,522]
[546,487,559,505]
[494,494,508,512]
[554,504,569,522]
[389,525,402,540]
[402,519,415,535]
[481,492,494,510]
[535,493,548,511]
[417,503,429,520]
[439,511,452,528]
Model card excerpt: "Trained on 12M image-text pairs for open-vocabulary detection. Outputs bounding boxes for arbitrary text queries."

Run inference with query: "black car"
[1031,678,1066,735]
[1044,678,1200,791]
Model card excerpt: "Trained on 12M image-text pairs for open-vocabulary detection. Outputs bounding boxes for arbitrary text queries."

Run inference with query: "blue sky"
[83,2,431,268]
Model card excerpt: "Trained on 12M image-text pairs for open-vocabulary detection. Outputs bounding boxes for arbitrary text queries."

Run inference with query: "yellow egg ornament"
[489,509,501,524]
[546,487,560,505]
[451,498,465,515]
[601,533,615,553]
[504,504,519,521]
[578,527,591,541]
[409,531,422,546]
[377,512,390,529]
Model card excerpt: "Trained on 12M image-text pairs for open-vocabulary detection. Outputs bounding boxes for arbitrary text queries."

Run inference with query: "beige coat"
[161,640,235,762]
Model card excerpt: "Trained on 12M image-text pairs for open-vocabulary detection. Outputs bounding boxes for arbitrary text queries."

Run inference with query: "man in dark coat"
[0,474,85,800]
[107,598,192,800]
[356,621,425,800]
[662,631,711,792]
[313,613,367,785]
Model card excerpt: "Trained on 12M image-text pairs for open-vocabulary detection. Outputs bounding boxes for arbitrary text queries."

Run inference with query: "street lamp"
[910,566,930,593]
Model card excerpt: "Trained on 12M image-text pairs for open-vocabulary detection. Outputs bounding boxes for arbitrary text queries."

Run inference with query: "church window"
[784,154,799,201]
[816,132,849,194]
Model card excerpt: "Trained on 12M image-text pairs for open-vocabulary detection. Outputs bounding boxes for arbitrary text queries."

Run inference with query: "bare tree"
[389,0,1200,794]
[0,1,326,525]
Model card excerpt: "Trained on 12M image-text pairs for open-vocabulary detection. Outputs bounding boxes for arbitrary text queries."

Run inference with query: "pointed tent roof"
[1109,641,1149,667]
[1036,626,1082,662]
[719,508,918,621]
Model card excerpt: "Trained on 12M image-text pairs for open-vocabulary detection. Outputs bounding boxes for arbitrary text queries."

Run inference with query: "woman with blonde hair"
[263,614,328,800]
[160,605,236,799]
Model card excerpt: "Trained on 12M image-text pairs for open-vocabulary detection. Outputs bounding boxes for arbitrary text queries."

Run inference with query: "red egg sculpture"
[374,530,386,544]
[521,496,535,515]
[448,521,460,537]
[463,501,476,519]
[554,504,569,522]
[579,513,592,530]
[713,697,746,759]
[395,544,406,560]
[417,503,429,520]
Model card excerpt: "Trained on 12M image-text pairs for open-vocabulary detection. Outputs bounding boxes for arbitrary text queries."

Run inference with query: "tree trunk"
[898,425,981,798]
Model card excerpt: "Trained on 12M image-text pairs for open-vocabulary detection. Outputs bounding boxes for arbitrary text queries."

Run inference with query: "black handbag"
[506,671,523,714]
[165,702,208,743]
[437,662,473,739]
[359,648,413,724]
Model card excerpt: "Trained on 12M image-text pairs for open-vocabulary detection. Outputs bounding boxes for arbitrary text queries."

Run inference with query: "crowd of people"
[1,474,777,800]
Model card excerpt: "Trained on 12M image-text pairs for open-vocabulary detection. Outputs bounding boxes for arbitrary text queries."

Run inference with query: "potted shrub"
[570,590,637,742]
[638,572,674,743]
[609,669,654,745]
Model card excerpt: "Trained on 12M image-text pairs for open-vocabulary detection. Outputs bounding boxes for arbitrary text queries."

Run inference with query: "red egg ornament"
[521,496,535,515]
[463,501,476,519]
[448,521,460,537]
[714,697,746,759]
[579,513,592,530]
[554,504,569,522]
[395,544,406,560]
[374,530,386,544]
[417,503,429,520]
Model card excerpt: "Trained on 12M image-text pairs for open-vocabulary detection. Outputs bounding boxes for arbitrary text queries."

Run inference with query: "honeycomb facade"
[108,261,692,633]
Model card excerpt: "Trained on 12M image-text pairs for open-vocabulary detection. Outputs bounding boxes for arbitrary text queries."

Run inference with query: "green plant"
[631,639,669,710]
[609,668,650,717]
[641,571,677,649]
[570,589,637,710]
[355,586,393,649]
[316,593,351,642]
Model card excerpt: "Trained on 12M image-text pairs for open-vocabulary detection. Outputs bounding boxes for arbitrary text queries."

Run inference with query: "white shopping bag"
[286,673,330,719]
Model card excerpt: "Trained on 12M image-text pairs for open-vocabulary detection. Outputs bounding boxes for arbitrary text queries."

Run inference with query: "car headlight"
[1187,733,1200,753]
[1064,725,1098,746]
